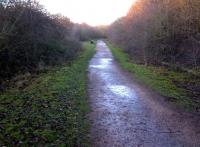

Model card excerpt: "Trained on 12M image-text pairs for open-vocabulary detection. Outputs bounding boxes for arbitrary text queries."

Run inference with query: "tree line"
[0,0,103,83]
[108,0,200,68]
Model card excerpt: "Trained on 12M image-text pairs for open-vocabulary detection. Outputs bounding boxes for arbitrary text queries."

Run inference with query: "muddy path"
[88,41,200,147]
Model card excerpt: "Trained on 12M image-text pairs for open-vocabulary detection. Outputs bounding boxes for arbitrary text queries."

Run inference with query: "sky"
[40,0,135,26]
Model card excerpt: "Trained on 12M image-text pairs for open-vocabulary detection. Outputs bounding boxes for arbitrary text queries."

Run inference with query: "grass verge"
[107,42,200,111]
[0,42,96,146]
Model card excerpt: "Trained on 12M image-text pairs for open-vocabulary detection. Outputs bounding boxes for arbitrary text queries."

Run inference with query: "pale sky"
[40,0,135,26]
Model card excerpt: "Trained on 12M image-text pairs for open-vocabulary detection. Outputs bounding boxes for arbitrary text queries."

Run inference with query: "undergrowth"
[0,42,96,146]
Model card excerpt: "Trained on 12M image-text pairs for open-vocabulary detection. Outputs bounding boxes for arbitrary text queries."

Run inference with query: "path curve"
[88,41,200,147]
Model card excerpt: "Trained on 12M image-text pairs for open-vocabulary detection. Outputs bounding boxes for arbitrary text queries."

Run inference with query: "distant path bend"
[88,40,200,147]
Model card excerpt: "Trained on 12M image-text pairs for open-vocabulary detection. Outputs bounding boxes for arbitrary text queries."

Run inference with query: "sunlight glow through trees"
[40,0,135,26]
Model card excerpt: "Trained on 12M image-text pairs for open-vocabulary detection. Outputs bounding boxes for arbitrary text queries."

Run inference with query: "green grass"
[0,42,96,146]
[107,42,199,111]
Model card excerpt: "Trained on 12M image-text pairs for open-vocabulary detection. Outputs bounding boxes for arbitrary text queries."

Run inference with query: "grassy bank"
[0,42,96,146]
[107,42,200,111]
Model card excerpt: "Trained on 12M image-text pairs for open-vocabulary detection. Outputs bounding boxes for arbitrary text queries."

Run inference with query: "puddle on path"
[90,58,112,69]
[108,85,136,98]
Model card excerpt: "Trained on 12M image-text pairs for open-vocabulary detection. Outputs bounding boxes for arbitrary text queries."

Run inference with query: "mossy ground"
[107,42,200,111]
[0,42,96,146]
